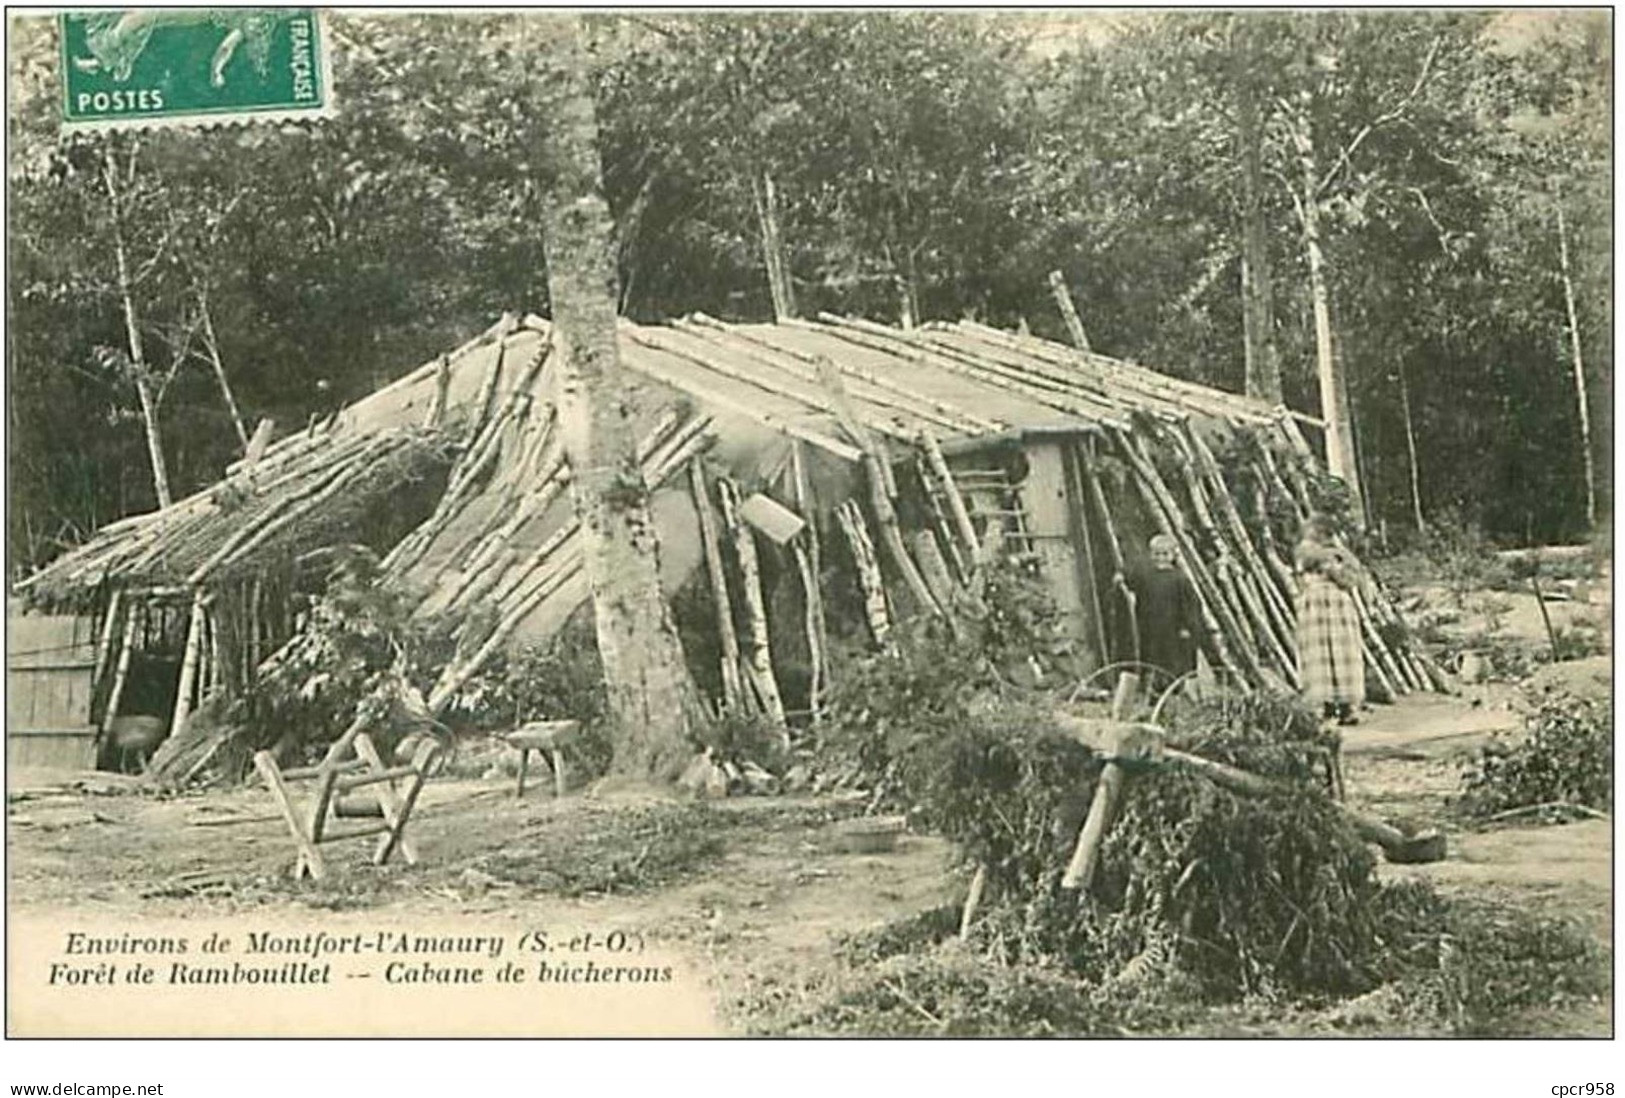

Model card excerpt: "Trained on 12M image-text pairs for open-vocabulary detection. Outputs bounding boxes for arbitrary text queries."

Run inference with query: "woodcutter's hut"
[12,312,1441,772]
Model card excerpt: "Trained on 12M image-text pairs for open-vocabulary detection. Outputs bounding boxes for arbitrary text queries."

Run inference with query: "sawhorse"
[254,716,440,882]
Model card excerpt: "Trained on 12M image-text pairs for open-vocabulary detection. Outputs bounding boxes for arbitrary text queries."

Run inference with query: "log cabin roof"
[18,312,1305,602]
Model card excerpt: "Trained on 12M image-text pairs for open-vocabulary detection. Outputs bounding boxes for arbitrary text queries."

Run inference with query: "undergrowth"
[753,884,1605,1036]
[1458,690,1613,818]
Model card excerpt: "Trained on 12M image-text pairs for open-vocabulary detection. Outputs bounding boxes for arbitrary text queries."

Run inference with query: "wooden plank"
[254,751,327,881]
[1017,441,1092,649]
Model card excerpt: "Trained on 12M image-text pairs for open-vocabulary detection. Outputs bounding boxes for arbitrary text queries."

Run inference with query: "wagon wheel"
[1148,670,1251,734]
[1064,661,1176,719]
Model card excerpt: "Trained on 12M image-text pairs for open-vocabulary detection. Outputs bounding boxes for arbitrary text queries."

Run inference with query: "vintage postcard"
[4,6,1612,1070]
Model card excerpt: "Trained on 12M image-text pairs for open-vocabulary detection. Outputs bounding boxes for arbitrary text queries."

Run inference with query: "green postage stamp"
[59,9,333,130]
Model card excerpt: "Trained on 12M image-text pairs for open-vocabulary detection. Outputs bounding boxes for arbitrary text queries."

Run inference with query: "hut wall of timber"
[17,312,1444,768]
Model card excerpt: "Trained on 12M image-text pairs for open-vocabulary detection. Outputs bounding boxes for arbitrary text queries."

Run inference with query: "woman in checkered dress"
[1294,517,1365,724]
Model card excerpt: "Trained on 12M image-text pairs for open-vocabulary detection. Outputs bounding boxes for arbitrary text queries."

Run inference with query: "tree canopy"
[6,10,1611,572]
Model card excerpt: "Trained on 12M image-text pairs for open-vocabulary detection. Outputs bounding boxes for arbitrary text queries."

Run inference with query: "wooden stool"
[253,718,439,882]
[504,720,580,798]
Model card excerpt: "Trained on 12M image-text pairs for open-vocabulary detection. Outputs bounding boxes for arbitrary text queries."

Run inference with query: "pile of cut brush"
[802,625,1604,1036]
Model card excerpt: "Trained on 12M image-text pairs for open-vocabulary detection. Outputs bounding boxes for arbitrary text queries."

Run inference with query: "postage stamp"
[59,9,333,131]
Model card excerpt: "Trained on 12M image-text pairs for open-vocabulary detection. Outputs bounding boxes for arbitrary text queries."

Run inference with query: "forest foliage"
[6,11,1611,572]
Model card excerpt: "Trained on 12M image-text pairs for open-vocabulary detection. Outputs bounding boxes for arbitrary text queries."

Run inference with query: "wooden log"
[691,461,747,714]
[803,314,1130,430]
[242,418,276,466]
[836,500,893,651]
[627,326,919,446]
[914,454,969,585]
[423,355,451,428]
[1075,440,1139,662]
[1162,744,1442,863]
[954,319,1286,428]
[100,600,141,736]
[1060,672,1138,892]
[437,450,569,605]
[811,357,940,618]
[909,529,959,610]
[433,426,565,584]
[615,339,862,462]
[790,441,831,706]
[1164,424,1293,676]
[167,590,208,741]
[383,345,552,576]
[718,477,788,731]
[91,589,124,703]
[1047,270,1093,353]
[918,430,980,567]
[466,338,509,445]
[1179,426,1290,628]
[1348,586,1407,696]
[681,314,1000,435]
[959,862,988,941]
[254,751,327,881]
[373,738,438,866]
[792,539,825,723]
[188,436,407,584]
[1054,711,1445,863]
[248,577,263,674]
[428,561,582,715]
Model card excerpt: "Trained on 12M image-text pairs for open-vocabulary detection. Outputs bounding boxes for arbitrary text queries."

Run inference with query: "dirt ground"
[6,677,1611,1036]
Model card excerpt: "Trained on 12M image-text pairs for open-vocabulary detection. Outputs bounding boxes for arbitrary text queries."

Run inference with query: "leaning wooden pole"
[1047,270,1093,353]
[718,477,788,731]
[1076,440,1138,663]
[836,500,893,652]
[168,589,208,740]
[101,599,142,735]
[919,430,980,565]
[91,588,124,700]
[1061,672,1138,893]
[690,461,747,714]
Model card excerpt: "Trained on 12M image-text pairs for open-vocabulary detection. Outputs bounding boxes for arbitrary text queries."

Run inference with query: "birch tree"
[535,16,703,781]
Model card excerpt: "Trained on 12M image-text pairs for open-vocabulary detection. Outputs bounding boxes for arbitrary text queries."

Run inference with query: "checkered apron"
[1295,573,1366,707]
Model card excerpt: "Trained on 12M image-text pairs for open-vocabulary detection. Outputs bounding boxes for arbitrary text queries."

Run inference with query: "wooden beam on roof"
[912,327,1146,421]
[957,320,1280,427]
[804,314,1133,431]
[624,325,919,447]
[1047,270,1094,353]
[935,424,1100,457]
[678,314,1003,436]
[612,338,862,463]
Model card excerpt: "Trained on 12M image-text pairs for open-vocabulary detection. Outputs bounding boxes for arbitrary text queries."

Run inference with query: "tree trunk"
[103,146,172,509]
[1234,39,1282,405]
[1556,202,1596,531]
[197,287,250,451]
[539,18,701,782]
[1396,358,1425,532]
[1292,129,1363,522]
[753,171,797,322]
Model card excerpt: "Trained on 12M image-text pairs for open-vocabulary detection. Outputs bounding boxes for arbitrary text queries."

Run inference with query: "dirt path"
[6,777,956,1035]
[1341,692,1613,1037]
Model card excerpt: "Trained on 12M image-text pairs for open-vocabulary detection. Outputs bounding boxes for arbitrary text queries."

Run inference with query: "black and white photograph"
[3,5,1613,1064]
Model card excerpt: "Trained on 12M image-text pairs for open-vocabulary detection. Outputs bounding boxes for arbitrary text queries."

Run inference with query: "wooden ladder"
[253,718,439,882]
